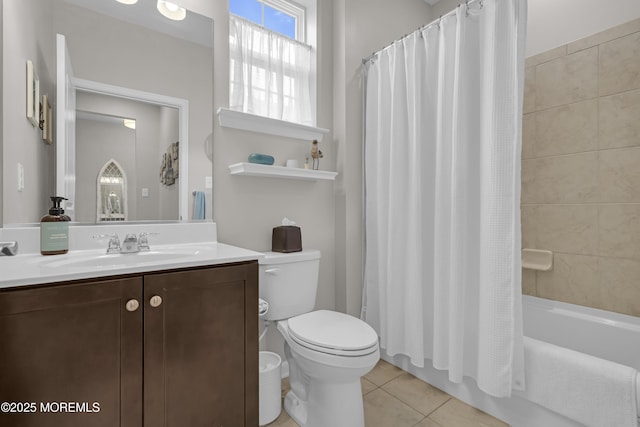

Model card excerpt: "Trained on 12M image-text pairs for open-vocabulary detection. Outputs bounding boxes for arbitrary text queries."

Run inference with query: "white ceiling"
[424,0,442,5]
[63,0,213,48]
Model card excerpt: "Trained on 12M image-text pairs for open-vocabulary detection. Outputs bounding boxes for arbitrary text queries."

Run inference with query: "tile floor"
[268,359,508,427]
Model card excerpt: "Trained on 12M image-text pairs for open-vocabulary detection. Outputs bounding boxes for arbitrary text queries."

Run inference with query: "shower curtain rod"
[361,0,482,65]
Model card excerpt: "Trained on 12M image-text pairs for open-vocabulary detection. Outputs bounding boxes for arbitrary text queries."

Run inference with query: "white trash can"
[259,351,282,426]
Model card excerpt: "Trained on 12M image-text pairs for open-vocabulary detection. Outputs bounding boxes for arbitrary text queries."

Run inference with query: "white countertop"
[0,223,263,289]
[0,242,262,289]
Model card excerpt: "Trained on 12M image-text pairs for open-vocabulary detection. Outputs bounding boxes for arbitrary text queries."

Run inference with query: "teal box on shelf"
[248,153,275,165]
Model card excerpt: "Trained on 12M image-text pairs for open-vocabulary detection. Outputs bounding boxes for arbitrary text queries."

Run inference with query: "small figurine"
[310,140,323,170]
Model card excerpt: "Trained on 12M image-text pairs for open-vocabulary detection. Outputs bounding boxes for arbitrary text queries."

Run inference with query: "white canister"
[259,351,282,425]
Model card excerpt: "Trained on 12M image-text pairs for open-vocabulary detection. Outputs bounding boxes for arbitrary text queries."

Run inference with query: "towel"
[523,337,638,427]
[192,191,206,220]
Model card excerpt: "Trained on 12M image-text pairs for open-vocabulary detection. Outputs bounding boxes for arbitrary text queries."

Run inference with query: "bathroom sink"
[40,246,210,270]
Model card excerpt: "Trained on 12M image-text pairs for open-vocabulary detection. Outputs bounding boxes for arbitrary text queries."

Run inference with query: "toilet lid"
[288,310,379,353]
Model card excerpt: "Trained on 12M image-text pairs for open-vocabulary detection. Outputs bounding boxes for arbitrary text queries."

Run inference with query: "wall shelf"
[228,162,338,181]
[217,108,330,142]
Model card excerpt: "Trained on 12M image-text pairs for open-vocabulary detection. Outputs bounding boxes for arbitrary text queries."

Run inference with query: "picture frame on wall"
[42,94,53,144]
[26,60,40,127]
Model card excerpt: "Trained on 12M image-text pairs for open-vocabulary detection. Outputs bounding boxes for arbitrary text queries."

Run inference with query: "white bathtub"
[383,295,640,427]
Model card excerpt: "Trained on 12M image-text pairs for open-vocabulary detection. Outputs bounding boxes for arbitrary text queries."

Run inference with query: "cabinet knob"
[149,295,163,308]
[125,299,140,312]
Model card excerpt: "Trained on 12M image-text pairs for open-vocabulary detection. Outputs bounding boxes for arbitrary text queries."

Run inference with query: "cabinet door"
[0,277,143,427]
[144,262,258,427]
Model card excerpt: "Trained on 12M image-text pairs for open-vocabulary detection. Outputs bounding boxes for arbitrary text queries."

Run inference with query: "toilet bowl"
[259,250,380,427]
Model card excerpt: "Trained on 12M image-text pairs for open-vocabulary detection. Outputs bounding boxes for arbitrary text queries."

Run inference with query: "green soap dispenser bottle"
[41,196,70,255]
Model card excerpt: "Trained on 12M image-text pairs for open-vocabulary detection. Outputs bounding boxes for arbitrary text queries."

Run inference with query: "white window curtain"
[229,14,313,126]
[363,0,527,398]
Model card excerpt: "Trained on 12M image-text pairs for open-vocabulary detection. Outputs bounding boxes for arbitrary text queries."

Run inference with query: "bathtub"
[382,295,640,427]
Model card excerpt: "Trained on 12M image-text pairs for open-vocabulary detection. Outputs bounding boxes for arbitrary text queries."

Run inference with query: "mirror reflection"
[74,90,181,223]
[96,158,128,222]
[2,0,214,225]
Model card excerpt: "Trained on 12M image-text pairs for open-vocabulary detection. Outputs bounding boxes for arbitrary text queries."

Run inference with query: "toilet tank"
[259,250,321,321]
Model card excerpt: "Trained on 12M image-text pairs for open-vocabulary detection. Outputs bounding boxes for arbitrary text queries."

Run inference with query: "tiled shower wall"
[521,18,640,317]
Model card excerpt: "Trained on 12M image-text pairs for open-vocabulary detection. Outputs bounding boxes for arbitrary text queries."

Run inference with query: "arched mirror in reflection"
[97,159,127,222]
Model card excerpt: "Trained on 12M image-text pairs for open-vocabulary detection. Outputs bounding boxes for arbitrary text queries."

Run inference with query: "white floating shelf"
[217,108,330,142]
[229,162,338,181]
[522,248,553,271]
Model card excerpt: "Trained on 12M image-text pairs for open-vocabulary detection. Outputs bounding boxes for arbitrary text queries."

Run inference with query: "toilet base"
[284,379,364,427]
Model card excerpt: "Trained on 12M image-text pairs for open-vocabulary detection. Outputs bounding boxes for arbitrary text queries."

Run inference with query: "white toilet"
[259,249,380,427]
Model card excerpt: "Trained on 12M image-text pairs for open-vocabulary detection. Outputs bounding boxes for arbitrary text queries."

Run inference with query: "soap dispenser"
[41,196,70,255]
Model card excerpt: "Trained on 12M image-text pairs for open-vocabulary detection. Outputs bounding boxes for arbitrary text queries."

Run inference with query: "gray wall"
[2,0,56,224]
[75,116,136,222]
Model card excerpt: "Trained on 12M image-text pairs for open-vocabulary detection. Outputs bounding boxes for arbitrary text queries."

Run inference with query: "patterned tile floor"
[268,360,508,427]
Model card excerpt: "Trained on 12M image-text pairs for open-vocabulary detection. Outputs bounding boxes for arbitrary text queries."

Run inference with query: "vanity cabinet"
[144,263,258,427]
[0,262,258,427]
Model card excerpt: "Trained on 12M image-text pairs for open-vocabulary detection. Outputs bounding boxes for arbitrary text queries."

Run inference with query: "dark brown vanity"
[0,261,258,427]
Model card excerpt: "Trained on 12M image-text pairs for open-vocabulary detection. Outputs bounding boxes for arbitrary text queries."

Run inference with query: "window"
[230,0,305,42]
[229,0,315,126]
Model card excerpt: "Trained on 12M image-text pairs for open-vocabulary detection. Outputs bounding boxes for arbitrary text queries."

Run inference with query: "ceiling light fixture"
[157,1,186,21]
[123,119,136,130]
[115,0,138,5]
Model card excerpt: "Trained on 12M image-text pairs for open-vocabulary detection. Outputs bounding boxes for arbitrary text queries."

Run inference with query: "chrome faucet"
[137,232,156,251]
[93,232,157,254]
[120,234,140,253]
[93,233,121,254]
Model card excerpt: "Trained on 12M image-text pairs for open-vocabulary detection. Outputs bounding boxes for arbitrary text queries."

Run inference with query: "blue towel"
[193,191,206,220]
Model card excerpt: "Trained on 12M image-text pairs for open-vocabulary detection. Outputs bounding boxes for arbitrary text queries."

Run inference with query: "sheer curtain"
[229,14,313,126]
[363,0,527,398]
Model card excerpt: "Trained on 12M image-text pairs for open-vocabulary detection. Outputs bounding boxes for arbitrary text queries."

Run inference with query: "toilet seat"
[287,310,379,357]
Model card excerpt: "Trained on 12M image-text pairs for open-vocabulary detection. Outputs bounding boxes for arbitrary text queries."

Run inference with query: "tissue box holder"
[272,226,302,253]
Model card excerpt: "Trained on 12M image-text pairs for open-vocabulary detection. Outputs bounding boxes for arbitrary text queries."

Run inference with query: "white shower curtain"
[363,0,527,398]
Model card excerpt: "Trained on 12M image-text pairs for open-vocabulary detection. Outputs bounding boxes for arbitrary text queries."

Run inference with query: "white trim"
[263,0,306,42]
[56,34,77,219]
[229,162,337,181]
[74,78,189,221]
[217,108,328,142]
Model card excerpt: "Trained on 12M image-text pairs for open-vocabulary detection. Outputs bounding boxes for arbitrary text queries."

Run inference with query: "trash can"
[259,351,282,426]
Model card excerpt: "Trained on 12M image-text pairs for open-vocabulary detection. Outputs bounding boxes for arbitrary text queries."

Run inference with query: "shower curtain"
[362,0,527,398]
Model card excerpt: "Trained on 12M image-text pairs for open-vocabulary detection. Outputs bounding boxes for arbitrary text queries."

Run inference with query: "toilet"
[259,249,380,427]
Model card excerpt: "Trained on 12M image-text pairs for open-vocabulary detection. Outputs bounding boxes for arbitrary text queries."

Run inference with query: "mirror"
[2,0,214,225]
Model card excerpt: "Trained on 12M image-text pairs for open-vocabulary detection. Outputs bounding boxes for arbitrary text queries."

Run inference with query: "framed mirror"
[2,0,214,226]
